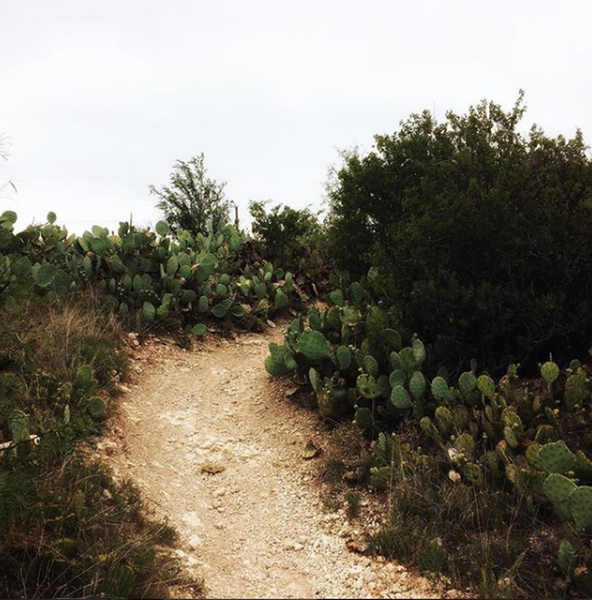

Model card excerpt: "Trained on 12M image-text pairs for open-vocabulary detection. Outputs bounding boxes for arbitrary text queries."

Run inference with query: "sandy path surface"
[104,327,447,599]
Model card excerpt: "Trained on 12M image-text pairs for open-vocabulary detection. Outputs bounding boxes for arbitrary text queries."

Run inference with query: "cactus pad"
[390,385,413,410]
[541,360,560,384]
[543,473,577,519]
[477,375,496,399]
[538,441,577,475]
[357,374,381,400]
[568,486,592,531]
[409,372,427,400]
[459,371,477,396]
[298,330,330,360]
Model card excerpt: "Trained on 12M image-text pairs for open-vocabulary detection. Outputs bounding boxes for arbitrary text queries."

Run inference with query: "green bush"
[326,93,592,369]
[249,200,327,288]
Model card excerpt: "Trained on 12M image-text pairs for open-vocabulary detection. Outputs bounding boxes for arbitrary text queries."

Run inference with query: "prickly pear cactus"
[409,372,426,400]
[357,374,381,400]
[543,473,577,519]
[539,441,577,475]
[458,371,477,396]
[541,360,560,385]
[298,330,330,360]
[568,486,592,531]
[265,343,291,376]
[431,376,451,401]
[336,346,352,371]
[477,374,496,399]
[390,385,413,410]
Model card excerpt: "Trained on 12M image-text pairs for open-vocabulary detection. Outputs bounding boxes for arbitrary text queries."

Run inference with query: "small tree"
[151,154,231,236]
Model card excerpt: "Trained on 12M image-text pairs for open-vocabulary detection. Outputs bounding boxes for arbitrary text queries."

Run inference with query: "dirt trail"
[104,326,448,599]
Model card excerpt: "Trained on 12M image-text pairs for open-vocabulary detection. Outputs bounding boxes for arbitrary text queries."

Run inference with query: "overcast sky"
[1,0,591,233]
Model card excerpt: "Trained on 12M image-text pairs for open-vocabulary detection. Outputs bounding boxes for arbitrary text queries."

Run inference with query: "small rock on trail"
[106,328,447,599]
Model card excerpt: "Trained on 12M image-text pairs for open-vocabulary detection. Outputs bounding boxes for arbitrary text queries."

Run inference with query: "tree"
[326,93,592,370]
[151,154,231,236]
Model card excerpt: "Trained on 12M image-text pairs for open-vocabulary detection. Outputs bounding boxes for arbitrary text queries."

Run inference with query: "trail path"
[104,326,449,599]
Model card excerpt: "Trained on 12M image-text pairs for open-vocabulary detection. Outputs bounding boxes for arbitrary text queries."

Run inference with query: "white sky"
[1,0,591,233]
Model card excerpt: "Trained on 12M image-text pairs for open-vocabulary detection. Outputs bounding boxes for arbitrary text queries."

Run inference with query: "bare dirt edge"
[98,326,463,599]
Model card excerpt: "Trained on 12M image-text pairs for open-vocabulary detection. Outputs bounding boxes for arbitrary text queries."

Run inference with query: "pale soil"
[101,326,459,599]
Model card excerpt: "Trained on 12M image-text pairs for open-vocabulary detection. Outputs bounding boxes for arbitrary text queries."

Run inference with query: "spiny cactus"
[539,441,577,475]
[390,385,412,410]
[409,371,426,400]
[477,374,496,399]
[568,487,592,531]
[544,473,577,519]
[357,374,381,400]
[298,330,331,360]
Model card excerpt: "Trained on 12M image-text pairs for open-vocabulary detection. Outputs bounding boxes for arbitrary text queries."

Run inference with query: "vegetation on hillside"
[4,93,592,598]
[264,97,592,598]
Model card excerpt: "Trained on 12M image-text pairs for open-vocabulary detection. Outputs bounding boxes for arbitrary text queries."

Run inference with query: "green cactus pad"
[389,351,404,372]
[329,289,344,307]
[412,339,426,366]
[350,281,364,304]
[576,451,592,481]
[265,344,291,376]
[399,347,417,374]
[477,375,496,399]
[308,367,322,392]
[363,355,379,377]
[357,374,381,400]
[558,540,576,578]
[390,385,413,410]
[541,360,560,384]
[389,369,407,388]
[336,346,352,371]
[298,330,331,360]
[565,373,588,410]
[191,323,207,336]
[568,486,592,531]
[409,372,427,400]
[543,473,577,519]
[340,306,359,326]
[142,301,156,322]
[459,371,477,396]
[431,376,450,400]
[539,441,577,475]
[308,310,323,331]
[503,426,519,449]
[211,298,232,318]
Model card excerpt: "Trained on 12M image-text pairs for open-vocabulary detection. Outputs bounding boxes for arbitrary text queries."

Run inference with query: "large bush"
[249,201,328,293]
[326,94,592,369]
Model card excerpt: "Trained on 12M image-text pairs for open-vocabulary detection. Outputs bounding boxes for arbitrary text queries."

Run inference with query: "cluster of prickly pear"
[1,211,298,335]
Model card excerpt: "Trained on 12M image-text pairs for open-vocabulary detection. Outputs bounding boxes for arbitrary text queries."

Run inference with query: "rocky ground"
[101,326,463,599]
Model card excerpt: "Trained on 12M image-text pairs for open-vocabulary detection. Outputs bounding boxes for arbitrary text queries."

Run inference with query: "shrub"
[151,154,232,236]
[249,200,328,291]
[326,93,592,369]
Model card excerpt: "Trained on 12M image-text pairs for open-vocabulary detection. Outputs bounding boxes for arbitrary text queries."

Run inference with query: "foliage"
[266,278,592,596]
[249,201,327,287]
[325,94,592,369]
[0,210,297,337]
[0,295,179,599]
[150,154,232,236]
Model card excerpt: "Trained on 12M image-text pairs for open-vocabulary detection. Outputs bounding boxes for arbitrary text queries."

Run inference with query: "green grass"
[0,292,187,599]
